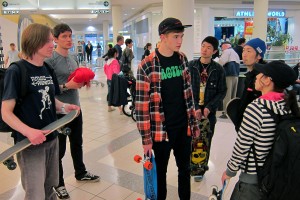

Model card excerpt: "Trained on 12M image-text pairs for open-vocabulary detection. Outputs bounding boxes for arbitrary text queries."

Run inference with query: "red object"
[67,68,95,85]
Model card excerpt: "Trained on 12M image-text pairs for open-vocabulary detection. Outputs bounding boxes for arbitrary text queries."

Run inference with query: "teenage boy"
[46,23,100,200]
[234,38,266,132]
[188,36,227,177]
[135,17,200,200]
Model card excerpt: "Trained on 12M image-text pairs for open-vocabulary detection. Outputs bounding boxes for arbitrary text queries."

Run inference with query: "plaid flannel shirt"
[136,50,200,145]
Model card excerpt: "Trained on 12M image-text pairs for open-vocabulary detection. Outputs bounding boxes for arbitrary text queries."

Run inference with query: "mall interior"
[0,0,300,200]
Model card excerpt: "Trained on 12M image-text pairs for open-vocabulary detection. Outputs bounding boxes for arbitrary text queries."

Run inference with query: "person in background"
[222,61,298,199]
[218,41,240,119]
[142,43,152,60]
[121,38,135,76]
[103,47,121,112]
[2,23,80,200]
[81,41,86,62]
[97,43,102,57]
[76,41,83,64]
[136,17,200,200]
[4,43,21,68]
[293,62,300,101]
[46,23,100,200]
[234,38,267,132]
[233,37,246,61]
[85,41,93,63]
[102,44,113,61]
[114,35,124,61]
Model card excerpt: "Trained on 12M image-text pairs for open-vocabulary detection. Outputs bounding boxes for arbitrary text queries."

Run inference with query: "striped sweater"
[226,96,289,182]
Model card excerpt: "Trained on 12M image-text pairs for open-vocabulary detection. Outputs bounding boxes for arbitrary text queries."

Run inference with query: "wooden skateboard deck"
[226,97,241,128]
[0,110,79,164]
[191,118,211,181]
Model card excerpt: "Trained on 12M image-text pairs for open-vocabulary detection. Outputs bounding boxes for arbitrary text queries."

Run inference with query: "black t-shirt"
[156,50,187,128]
[3,60,60,142]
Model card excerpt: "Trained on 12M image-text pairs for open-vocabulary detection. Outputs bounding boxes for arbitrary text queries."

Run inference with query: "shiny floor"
[0,59,240,200]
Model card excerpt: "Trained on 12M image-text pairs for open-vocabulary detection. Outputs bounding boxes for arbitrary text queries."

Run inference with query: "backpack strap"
[9,60,28,99]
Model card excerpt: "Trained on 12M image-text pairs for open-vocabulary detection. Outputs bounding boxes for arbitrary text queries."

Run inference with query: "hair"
[108,44,113,49]
[285,90,300,117]
[202,36,219,51]
[21,23,53,59]
[125,38,133,46]
[53,23,72,38]
[107,47,118,59]
[116,35,124,42]
[10,43,15,46]
[238,38,246,45]
[144,43,152,50]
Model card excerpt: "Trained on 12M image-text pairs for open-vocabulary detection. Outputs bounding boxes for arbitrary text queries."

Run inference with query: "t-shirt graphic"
[199,63,210,106]
[161,65,183,80]
[39,86,52,119]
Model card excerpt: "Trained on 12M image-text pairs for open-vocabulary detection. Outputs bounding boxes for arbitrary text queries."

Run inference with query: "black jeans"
[57,111,86,187]
[152,125,192,200]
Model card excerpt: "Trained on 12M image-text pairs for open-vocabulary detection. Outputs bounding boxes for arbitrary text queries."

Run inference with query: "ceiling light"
[131,8,135,10]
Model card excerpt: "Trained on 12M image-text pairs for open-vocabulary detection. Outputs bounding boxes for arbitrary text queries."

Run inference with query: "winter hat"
[254,61,297,89]
[245,38,267,58]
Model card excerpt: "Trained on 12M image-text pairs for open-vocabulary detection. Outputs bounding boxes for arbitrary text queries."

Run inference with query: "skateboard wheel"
[62,127,71,136]
[144,161,153,170]
[3,160,17,170]
[208,195,217,200]
[194,176,203,182]
[134,155,142,163]
[211,185,218,195]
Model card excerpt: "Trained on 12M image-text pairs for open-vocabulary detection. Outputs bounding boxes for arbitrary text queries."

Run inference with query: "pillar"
[162,0,194,60]
[252,0,269,40]
[103,20,109,52]
[112,5,122,45]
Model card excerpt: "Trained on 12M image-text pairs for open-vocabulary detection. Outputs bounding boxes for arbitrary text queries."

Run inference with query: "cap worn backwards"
[158,17,192,35]
[254,61,297,89]
[245,38,267,58]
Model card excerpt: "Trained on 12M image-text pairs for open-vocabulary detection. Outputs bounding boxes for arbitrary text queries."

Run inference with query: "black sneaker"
[53,186,70,199]
[76,172,100,182]
[219,113,228,119]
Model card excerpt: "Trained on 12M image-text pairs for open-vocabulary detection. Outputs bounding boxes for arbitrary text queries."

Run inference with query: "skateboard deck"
[191,118,212,181]
[226,97,241,128]
[135,152,157,200]
[0,110,79,164]
[209,179,230,200]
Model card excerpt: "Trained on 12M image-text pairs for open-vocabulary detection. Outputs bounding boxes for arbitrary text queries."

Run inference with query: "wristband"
[61,104,67,114]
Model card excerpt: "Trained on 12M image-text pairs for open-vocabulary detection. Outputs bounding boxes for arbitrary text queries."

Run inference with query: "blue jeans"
[152,125,192,200]
[17,138,59,200]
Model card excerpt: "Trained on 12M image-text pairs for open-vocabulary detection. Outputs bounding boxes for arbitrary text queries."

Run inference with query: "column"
[252,0,269,40]
[112,5,122,45]
[163,0,194,60]
[103,20,109,52]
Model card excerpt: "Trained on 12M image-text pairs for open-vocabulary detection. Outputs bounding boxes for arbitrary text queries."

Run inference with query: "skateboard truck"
[58,126,71,136]
[3,156,17,170]
[134,155,153,170]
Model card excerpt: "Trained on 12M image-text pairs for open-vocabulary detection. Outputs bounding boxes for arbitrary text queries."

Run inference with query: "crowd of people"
[2,16,299,200]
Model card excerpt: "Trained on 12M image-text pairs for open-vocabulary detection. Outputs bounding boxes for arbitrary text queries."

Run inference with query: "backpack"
[0,61,28,132]
[0,60,54,132]
[251,107,300,199]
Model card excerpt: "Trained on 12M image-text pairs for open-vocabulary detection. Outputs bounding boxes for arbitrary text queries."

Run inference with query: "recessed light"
[131,8,135,9]
[124,13,127,15]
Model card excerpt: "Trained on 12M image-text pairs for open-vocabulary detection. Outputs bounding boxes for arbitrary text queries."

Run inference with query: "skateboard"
[134,152,157,200]
[226,97,241,128]
[209,179,230,200]
[191,118,212,182]
[0,110,79,164]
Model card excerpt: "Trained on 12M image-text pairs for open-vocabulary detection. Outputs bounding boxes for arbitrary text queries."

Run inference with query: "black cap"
[254,61,297,89]
[158,17,192,35]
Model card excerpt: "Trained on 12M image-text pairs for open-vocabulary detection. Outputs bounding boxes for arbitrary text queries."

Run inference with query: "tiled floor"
[0,60,240,200]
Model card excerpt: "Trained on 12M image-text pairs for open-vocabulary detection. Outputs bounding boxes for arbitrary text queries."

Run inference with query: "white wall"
[0,17,18,55]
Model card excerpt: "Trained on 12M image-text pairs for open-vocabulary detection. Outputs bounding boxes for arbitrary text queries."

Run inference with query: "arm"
[55,98,80,114]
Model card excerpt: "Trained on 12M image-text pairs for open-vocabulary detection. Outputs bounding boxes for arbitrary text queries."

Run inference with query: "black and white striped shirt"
[227,98,289,176]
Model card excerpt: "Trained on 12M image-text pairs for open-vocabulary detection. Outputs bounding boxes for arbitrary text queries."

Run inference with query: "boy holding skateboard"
[1,24,79,200]
[46,24,100,199]
[188,36,227,177]
[135,17,200,200]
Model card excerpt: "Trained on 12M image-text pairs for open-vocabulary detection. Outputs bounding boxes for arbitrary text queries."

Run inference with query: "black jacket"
[188,59,227,113]
[109,74,128,106]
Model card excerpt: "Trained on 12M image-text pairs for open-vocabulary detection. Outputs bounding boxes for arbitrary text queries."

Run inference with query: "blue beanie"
[245,38,266,58]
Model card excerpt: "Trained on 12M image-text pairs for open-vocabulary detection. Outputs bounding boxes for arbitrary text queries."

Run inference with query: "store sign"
[234,9,286,18]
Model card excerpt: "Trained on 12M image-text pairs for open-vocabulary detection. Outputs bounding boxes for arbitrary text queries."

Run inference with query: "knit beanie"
[245,38,266,58]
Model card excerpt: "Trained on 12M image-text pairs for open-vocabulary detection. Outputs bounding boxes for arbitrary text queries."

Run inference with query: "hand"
[221,171,231,184]
[65,104,81,115]
[66,78,85,89]
[203,108,210,118]
[26,129,49,145]
[195,109,202,120]
[143,144,153,158]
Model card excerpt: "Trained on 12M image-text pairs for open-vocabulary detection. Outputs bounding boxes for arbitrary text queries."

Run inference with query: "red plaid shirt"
[136,51,200,145]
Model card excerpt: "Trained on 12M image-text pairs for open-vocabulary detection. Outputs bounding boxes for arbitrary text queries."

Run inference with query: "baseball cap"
[245,38,266,58]
[158,17,192,35]
[254,61,297,89]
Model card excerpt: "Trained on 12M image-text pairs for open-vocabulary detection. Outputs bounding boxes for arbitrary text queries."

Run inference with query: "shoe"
[219,113,228,119]
[76,172,100,182]
[53,186,70,199]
